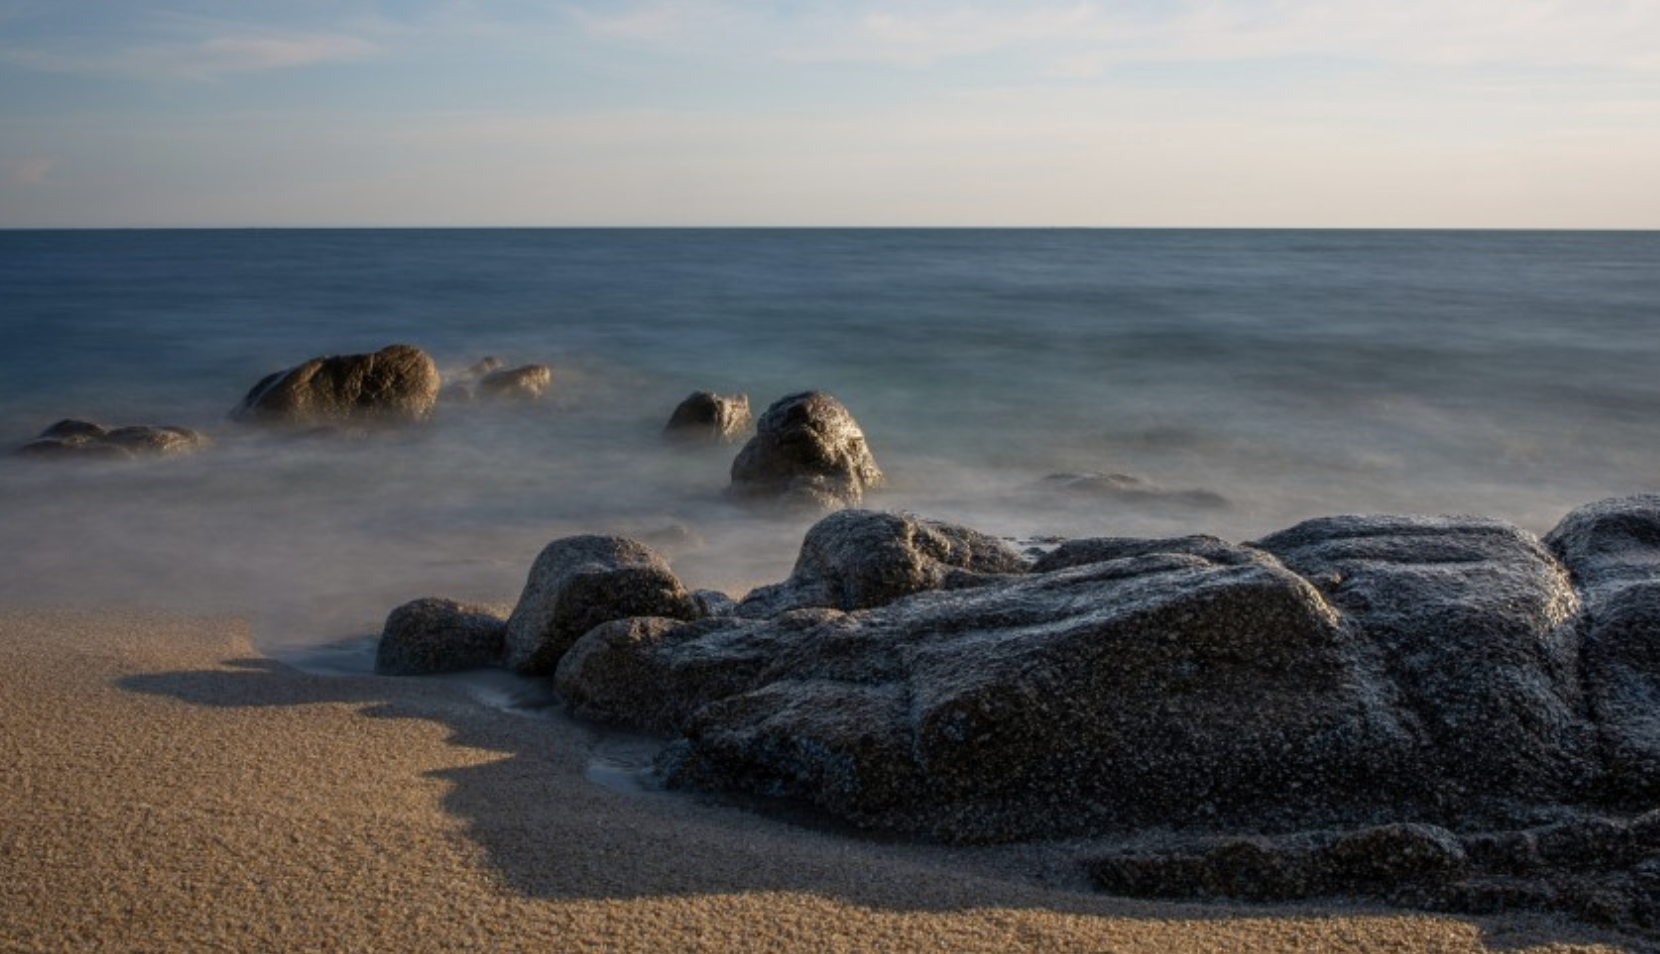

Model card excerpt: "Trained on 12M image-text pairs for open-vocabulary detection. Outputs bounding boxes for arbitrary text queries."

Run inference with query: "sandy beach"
[0,606,1641,953]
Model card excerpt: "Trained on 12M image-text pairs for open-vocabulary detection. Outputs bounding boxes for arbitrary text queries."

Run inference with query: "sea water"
[2,228,1658,654]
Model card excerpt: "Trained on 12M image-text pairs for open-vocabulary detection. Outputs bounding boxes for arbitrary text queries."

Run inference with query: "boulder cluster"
[380,495,1660,934]
[12,344,882,514]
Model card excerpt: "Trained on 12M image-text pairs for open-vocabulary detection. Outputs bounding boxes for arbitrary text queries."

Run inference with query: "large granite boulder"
[230,343,440,427]
[1546,495,1660,803]
[375,598,507,676]
[729,391,882,510]
[1253,514,1592,810]
[16,419,210,460]
[563,538,1417,840]
[553,511,1615,842]
[664,391,751,443]
[735,509,1028,618]
[503,535,702,675]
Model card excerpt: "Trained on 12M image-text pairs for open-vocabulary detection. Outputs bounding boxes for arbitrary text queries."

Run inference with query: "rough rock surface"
[1252,514,1592,812]
[375,598,507,676]
[729,391,882,510]
[16,419,211,459]
[664,391,751,442]
[1546,495,1660,805]
[1090,812,1660,935]
[570,534,1415,840]
[735,509,1028,618]
[503,535,702,675]
[230,343,440,427]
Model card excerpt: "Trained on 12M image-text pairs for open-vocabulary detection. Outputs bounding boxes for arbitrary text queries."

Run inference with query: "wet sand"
[0,607,1639,953]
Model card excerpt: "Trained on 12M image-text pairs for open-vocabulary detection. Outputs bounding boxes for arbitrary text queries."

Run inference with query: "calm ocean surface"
[3,228,1658,651]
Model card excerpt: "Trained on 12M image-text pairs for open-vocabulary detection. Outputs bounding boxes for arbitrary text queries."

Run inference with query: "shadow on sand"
[121,654,1638,953]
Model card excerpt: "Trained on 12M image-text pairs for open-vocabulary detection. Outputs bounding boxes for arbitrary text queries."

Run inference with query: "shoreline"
[0,605,1637,952]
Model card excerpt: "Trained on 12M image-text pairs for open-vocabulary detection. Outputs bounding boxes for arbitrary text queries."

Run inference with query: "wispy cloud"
[564,0,1660,76]
[9,157,53,185]
[1,21,377,81]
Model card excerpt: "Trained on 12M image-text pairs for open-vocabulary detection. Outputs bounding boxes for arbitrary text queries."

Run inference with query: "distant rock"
[477,364,552,402]
[15,419,210,460]
[664,391,751,443]
[502,535,703,676]
[729,391,883,510]
[735,509,1027,618]
[1039,471,1228,510]
[375,598,507,676]
[230,344,440,427]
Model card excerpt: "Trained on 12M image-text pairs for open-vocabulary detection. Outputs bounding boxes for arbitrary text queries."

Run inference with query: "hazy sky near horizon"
[2,0,1658,227]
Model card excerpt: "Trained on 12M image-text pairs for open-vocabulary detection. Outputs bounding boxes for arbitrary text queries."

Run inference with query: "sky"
[1,0,1658,227]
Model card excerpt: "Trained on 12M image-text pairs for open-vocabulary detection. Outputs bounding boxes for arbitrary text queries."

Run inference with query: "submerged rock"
[729,391,883,510]
[502,535,702,676]
[16,419,210,459]
[230,343,440,427]
[1040,472,1229,510]
[664,391,751,443]
[375,598,507,676]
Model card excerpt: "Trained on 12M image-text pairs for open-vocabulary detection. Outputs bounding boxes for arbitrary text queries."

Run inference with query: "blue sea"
[3,228,1658,653]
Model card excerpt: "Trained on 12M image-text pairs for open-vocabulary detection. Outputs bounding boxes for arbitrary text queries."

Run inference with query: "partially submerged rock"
[502,535,703,675]
[16,419,210,459]
[1040,471,1228,510]
[476,364,552,402]
[375,598,507,676]
[664,391,751,443]
[230,343,440,427]
[729,391,883,510]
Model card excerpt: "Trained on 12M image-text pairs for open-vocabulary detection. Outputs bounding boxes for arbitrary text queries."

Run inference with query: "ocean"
[3,228,1658,655]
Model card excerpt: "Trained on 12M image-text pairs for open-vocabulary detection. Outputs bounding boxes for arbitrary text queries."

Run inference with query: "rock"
[1090,823,1468,903]
[664,391,751,442]
[1253,513,1592,809]
[583,539,1417,840]
[729,391,883,510]
[691,589,739,617]
[1040,472,1229,510]
[229,343,440,427]
[735,509,1028,618]
[502,535,702,675]
[1031,534,1256,574]
[476,364,551,401]
[375,598,507,675]
[16,419,210,459]
[1545,495,1660,803]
